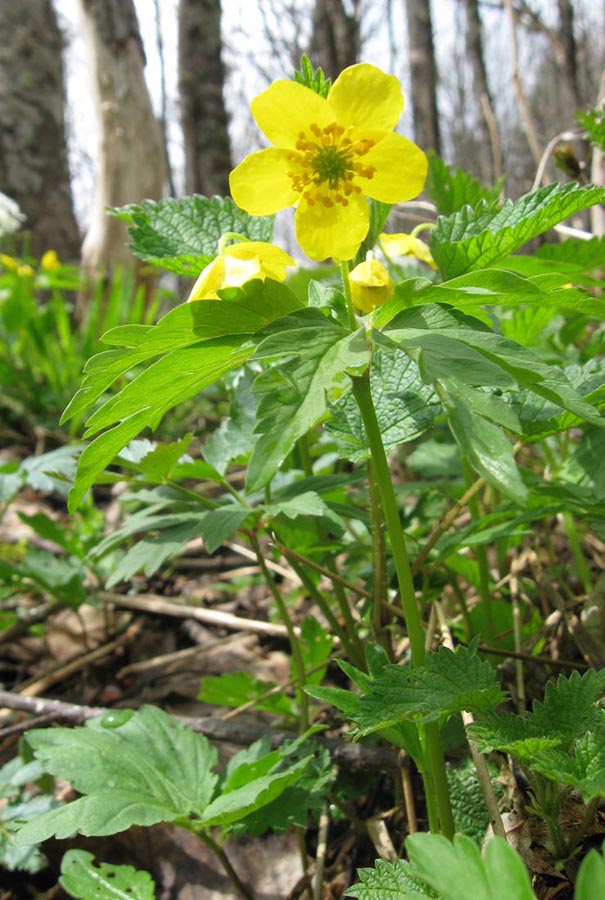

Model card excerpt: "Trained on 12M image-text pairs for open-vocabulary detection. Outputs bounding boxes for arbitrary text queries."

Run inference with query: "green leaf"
[15,706,219,842]
[425,154,503,216]
[532,725,605,800]
[60,850,155,900]
[406,833,535,900]
[246,311,370,490]
[430,183,605,278]
[447,758,503,845]
[203,371,258,475]
[356,645,505,735]
[198,672,297,718]
[293,54,331,98]
[327,344,441,461]
[576,842,605,900]
[109,196,274,277]
[136,435,193,482]
[298,617,333,685]
[346,858,438,899]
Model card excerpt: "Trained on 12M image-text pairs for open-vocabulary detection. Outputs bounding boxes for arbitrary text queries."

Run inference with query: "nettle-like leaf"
[346,858,439,899]
[355,645,505,736]
[533,725,605,800]
[430,182,605,279]
[60,850,155,900]
[246,309,370,491]
[447,758,503,845]
[425,154,503,216]
[382,304,604,430]
[63,280,303,512]
[326,344,441,461]
[110,196,274,277]
[405,833,535,900]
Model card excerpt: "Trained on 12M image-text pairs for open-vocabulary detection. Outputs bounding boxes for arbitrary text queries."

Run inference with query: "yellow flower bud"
[187,241,295,302]
[349,259,394,314]
[379,232,437,270]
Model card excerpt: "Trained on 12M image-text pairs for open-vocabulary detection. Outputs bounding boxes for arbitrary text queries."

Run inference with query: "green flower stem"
[367,458,392,657]
[248,530,309,731]
[196,829,255,900]
[462,459,494,647]
[350,369,454,837]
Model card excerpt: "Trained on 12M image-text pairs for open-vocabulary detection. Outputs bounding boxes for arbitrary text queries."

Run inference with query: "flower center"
[287,122,376,208]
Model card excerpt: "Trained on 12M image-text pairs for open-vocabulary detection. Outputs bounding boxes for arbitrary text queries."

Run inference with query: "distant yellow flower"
[349,259,394,314]
[187,241,295,302]
[230,63,427,262]
[379,232,436,270]
[40,250,61,271]
[0,253,18,271]
[17,264,34,277]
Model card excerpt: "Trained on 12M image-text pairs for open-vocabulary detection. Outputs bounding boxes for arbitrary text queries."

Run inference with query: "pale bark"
[0,0,80,259]
[309,0,361,79]
[404,0,441,153]
[461,0,499,183]
[179,0,232,197]
[78,0,166,277]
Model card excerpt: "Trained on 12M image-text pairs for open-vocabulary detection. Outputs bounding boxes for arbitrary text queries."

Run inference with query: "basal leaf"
[406,833,534,900]
[246,311,370,491]
[430,182,605,278]
[15,706,218,842]
[60,850,155,900]
[110,195,274,277]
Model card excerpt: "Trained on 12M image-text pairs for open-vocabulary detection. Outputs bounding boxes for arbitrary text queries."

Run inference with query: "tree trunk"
[557,0,581,108]
[404,0,441,154]
[308,0,361,80]
[179,0,232,197]
[0,0,80,260]
[79,0,166,278]
[461,0,498,183]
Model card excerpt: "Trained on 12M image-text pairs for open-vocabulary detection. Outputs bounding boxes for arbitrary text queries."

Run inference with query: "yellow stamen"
[286,121,376,208]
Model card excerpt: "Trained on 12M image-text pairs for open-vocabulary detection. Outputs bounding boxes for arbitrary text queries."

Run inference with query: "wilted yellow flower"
[379,232,436,270]
[187,241,295,302]
[349,258,394,313]
[230,63,427,262]
[40,250,61,271]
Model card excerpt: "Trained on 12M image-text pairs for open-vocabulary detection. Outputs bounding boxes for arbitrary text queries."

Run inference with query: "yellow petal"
[380,232,436,269]
[251,79,334,148]
[361,133,428,203]
[328,64,403,131]
[187,256,226,301]
[225,241,295,281]
[41,250,61,271]
[349,259,394,313]
[295,193,369,262]
[230,148,298,215]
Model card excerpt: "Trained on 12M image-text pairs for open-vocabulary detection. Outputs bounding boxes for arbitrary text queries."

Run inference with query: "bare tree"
[309,0,361,79]
[79,0,166,278]
[0,0,80,259]
[404,0,441,153]
[461,0,499,182]
[179,0,232,197]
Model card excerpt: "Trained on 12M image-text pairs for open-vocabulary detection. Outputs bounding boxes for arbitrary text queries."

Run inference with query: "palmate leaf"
[110,195,274,277]
[16,706,219,842]
[246,309,370,491]
[60,850,155,900]
[405,834,535,900]
[355,645,505,736]
[430,182,605,279]
[63,280,303,512]
[326,344,441,461]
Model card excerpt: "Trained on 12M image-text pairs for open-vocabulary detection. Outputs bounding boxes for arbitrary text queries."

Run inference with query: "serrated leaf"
[110,196,274,277]
[406,833,535,900]
[60,850,155,900]
[198,672,296,718]
[327,344,441,461]
[430,182,605,279]
[305,684,362,717]
[246,311,370,490]
[346,858,438,899]
[425,154,503,216]
[448,758,502,845]
[356,645,505,735]
[137,435,193,481]
[15,706,218,842]
[532,725,605,800]
[203,372,258,475]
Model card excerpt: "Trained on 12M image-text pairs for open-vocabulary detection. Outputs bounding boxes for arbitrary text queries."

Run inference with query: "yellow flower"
[40,250,61,271]
[187,241,295,302]
[229,63,427,262]
[0,253,18,271]
[379,232,436,270]
[17,264,34,277]
[349,259,394,313]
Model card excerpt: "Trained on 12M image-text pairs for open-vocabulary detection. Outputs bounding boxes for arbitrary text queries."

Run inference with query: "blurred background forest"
[1,0,604,277]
